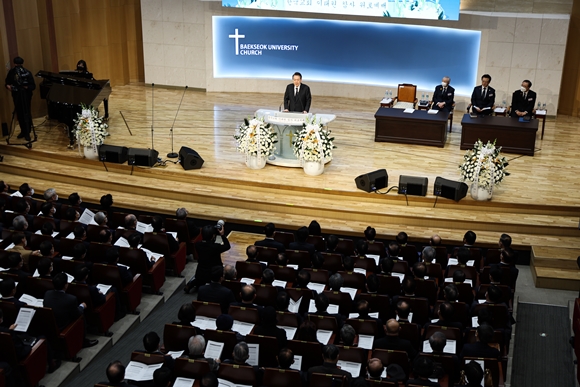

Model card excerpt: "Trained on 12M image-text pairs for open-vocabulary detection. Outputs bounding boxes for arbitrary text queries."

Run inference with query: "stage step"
[531,246,580,290]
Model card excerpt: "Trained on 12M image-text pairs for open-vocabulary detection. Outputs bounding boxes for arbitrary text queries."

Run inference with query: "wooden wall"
[559,0,580,116]
[0,0,144,127]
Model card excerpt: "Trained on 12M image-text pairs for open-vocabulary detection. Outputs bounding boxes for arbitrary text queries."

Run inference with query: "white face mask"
[520,86,526,93]
[441,82,448,87]
[29,188,34,196]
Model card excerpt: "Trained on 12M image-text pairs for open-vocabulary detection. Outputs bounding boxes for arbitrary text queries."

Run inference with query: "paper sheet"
[287,264,299,270]
[316,329,333,345]
[10,191,22,197]
[78,208,96,225]
[337,360,361,377]
[353,268,366,276]
[232,320,254,336]
[272,279,287,288]
[14,307,35,332]
[114,237,130,248]
[97,284,112,294]
[366,254,380,265]
[472,316,479,328]
[391,272,405,281]
[306,282,326,293]
[358,334,374,350]
[173,377,195,387]
[427,109,439,114]
[247,343,259,366]
[204,340,224,359]
[288,297,302,313]
[396,312,413,323]
[191,316,217,331]
[136,222,154,234]
[290,355,302,371]
[277,325,297,340]
[341,287,357,300]
[167,350,184,359]
[403,108,415,113]
[125,361,163,381]
[240,278,255,285]
[19,294,43,307]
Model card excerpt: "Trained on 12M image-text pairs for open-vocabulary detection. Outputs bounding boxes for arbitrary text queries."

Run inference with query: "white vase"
[303,160,325,176]
[470,183,493,201]
[245,155,267,169]
[83,146,99,160]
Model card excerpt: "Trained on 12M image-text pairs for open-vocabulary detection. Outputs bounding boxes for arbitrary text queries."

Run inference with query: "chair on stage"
[393,83,418,110]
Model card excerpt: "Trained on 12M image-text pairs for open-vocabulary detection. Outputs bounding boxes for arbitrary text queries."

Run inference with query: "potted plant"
[234,117,277,169]
[459,139,509,200]
[72,105,108,160]
[292,116,336,176]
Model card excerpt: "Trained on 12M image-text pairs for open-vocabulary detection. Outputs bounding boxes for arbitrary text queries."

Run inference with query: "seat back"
[204,329,239,361]
[367,241,386,258]
[164,218,191,241]
[31,216,56,233]
[447,264,478,281]
[425,262,443,285]
[118,246,149,275]
[255,246,279,264]
[353,257,377,272]
[376,274,401,298]
[222,280,243,302]
[399,296,430,326]
[304,268,329,285]
[109,212,131,230]
[236,261,264,279]
[228,305,261,324]
[337,345,368,365]
[434,247,449,268]
[415,279,438,305]
[217,363,256,386]
[346,318,378,336]
[392,260,409,275]
[143,232,171,256]
[399,321,421,352]
[273,231,295,248]
[400,245,419,266]
[320,253,344,272]
[486,249,501,266]
[310,373,348,387]
[174,358,211,379]
[0,332,20,363]
[58,220,80,237]
[91,263,123,290]
[254,284,278,306]
[308,314,339,334]
[337,271,366,289]
[276,311,300,328]
[163,323,198,352]
[287,340,323,371]
[365,379,398,386]
[397,84,417,104]
[433,301,470,328]
[285,288,314,315]
[269,265,296,282]
[476,284,511,305]
[262,367,304,387]
[421,353,457,383]
[58,238,84,257]
[306,235,326,252]
[424,325,462,348]
[245,334,280,367]
[131,351,165,365]
[323,290,353,316]
[24,276,55,299]
[336,238,355,256]
[88,242,112,263]
[192,301,223,319]
[358,293,390,322]
[472,304,509,330]
[86,225,109,243]
[371,349,410,375]
[286,250,311,269]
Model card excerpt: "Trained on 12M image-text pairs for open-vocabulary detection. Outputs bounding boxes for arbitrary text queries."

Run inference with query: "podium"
[255,109,336,167]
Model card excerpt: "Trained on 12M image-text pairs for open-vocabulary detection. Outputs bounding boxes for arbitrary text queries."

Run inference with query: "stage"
[0,83,579,269]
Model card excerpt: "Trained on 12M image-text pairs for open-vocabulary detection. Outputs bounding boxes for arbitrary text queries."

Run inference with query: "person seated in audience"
[460,323,500,360]
[0,278,26,307]
[379,257,394,275]
[99,229,113,245]
[7,232,41,268]
[363,273,379,294]
[0,180,9,195]
[215,313,244,341]
[173,302,197,327]
[40,201,56,218]
[306,220,321,236]
[452,270,466,285]
[442,284,459,302]
[430,234,442,247]
[293,269,311,289]
[411,262,428,280]
[43,272,98,348]
[364,226,377,243]
[396,232,408,247]
[136,332,174,369]
[67,192,82,207]
[18,182,36,203]
[43,188,58,203]
[310,293,343,325]
[375,319,417,360]
[289,226,316,256]
[5,253,31,279]
[245,245,261,263]
[311,252,325,269]
[223,264,237,281]
[361,358,402,385]
[491,247,519,288]
[124,214,139,232]
[295,320,320,343]
[175,207,199,239]
[127,232,142,248]
[325,234,339,253]
[73,224,88,242]
[254,306,287,348]
[342,255,355,272]
[275,252,288,266]
[488,267,503,287]
[99,361,138,387]
[231,284,263,311]
[463,360,485,387]
[63,207,80,222]
[36,257,54,278]
[73,265,106,307]
[328,273,344,291]
[424,302,463,332]
[200,373,218,387]
[40,221,55,236]
[94,211,108,227]
[183,335,219,371]
[463,231,477,247]
[424,332,460,382]
[276,347,307,384]
[72,243,90,264]
[254,222,285,253]
[14,198,33,223]
[99,194,116,213]
[395,300,412,323]
[422,246,436,264]
[105,247,134,287]
[406,356,440,386]
[150,216,179,253]
[275,290,290,312]
[401,277,417,298]
[354,239,369,259]
[386,242,400,259]
[308,344,353,384]
[12,215,30,234]
[152,367,172,387]
[223,341,262,382]
[340,323,356,346]
[498,233,512,249]
[261,268,275,285]
[353,299,385,338]
[197,266,236,314]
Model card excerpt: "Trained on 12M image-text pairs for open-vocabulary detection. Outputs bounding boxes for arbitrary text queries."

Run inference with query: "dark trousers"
[12,91,33,137]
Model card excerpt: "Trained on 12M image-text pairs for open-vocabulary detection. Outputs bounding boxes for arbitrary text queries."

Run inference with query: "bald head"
[386,319,400,335]
[430,234,441,246]
[367,358,384,378]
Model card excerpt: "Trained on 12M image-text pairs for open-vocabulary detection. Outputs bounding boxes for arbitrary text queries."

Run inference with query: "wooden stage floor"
[0,83,579,253]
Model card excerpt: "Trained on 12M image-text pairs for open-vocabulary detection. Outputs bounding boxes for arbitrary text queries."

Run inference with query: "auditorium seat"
[425,262,444,285]
[433,301,470,329]
[228,305,260,324]
[346,318,378,337]
[287,340,323,371]
[30,305,84,361]
[88,242,112,263]
[235,261,263,279]
[286,250,311,269]
[109,212,131,230]
[476,284,512,307]
[306,235,326,252]
[423,326,463,354]
[310,373,348,387]
[217,363,256,386]
[337,271,366,289]
[118,246,166,293]
[421,352,458,384]
[323,290,353,316]
[485,249,502,266]
[376,274,401,298]
[254,284,278,306]
[285,288,315,315]
[367,241,386,258]
[28,233,54,251]
[415,278,438,305]
[276,311,300,329]
[399,321,421,353]
[31,215,56,233]
[320,253,344,272]
[399,296,430,326]
[336,238,355,256]
[57,237,84,257]
[0,332,47,387]
[400,245,419,266]
[273,231,294,248]
[433,247,449,269]
[353,257,377,272]
[192,301,222,319]
[262,367,303,387]
[245,334,279,368]
[308,314,339,343]
[163,323,198,352]
[137,214,154,225]
[165,217,201,257]
[222,280,243,302]
[174,358,211,380]
[86,225,109,243]
[471,304,510,332]
[393,260,409,275]
[358,293,390,322]
[268,265,296,282]
[303,268,329,285]
[204,329,238,361]
[24,277,54,299]
[58,220,81,237]
[142,232,186,276]
[67,282,116,335]
[91,263,142,314]
[365,379,398,386]
[337,345,368,371]
[464,328,507,358]
[371,349,410,376]
[130,351,165,365]
[255,246,279,265]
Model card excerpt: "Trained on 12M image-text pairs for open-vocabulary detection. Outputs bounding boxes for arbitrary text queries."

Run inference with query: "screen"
[222,0,461,21]
[213,16,480,96]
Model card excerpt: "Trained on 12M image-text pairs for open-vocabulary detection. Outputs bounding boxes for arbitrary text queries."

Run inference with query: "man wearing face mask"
[470,74,495,116]
[510,80,536,118]
[431,76,455,114]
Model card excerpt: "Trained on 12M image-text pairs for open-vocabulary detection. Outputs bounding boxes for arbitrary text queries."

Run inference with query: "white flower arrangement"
[72,104,108,150]
[459,140,510,190]
[292,116,336,163]
[234,117,277,158]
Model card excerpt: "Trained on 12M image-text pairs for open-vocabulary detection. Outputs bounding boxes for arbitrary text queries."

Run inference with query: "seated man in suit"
[340,324,356,346]
[99,361,138,387]
[43,272,98,348]
[289,226,316,256]
[460,323,500,360]
[73,265,106,307]
[491,247,519,289]
[254,222,285,253]
[307,344,352,385]
[222,341,262,382]
[0,278,26,307]
[283,71,312,113]
[325,234,340,254]
[353,299,385,338]
[293,269,311,289]
[36,257,54,278]
[510,80,536,118]
[136,332,174,369]
[309,293,344,328]
[182,335,219,371]
[152,367,172,387]
[253,306,287,348]
[8,233,41,269]
[223,264,237,281]
[431,76,455,114]
[231,284,263,311]
[470,74,495,116]
[105,247,134,287]
[462,360,485,387]
[406,356,440,387]
[197,266,236,314]
[424,302,463,333]
[150,216,179,253]
[424,332,460,382]
[374,319,417,361]
[175,207,199,239]
[5,253,31,280]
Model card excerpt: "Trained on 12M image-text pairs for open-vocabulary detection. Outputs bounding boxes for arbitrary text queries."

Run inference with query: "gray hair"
[429,331,446,352]
[188,335,206,356]
[340,324,356,346]
[13,215,28,231]
[124,214,137,228]
[422,246,436,263]
[176,208,188,219]
[94,212,107,225]
[224,264,237,280]
[43,188,56,201]
[329,273,344,290]
[233,341,249,363]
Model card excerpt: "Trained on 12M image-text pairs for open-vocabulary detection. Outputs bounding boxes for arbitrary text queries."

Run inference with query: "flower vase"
[83,146,99,160]
[245,155,267,169]
[470,183,492,201]
[303,160,325,176]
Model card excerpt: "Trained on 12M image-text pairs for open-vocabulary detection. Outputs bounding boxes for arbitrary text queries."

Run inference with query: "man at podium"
[283,72,311,113]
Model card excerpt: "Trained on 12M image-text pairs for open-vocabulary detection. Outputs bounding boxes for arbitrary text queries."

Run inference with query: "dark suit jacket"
[432,85,455,111]
[97,382,137,387]
[374,335,417,360]
[194,236,231,285]
[118,264,134,287]
[308,362,352,385]
[253,324,288,348]
[470,86,496,110]
[460,341,500,360]
[43,289,83,331]
[288,241,316,256]
[255,238,285,253]
[510,89,536,116]
[1,297,27,308]
[0,325,31,360]
[186,218,199,239]
[74,280,106,307]
[284,83,312,112]
[197,282,236,314]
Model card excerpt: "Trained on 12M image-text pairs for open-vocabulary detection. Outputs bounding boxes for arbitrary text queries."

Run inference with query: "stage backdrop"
[213,16,480,96]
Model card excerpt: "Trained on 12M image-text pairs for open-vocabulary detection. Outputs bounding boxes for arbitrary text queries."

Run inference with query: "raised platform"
[531,246,580,291]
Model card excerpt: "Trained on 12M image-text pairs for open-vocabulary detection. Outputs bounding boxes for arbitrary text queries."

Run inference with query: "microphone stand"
[167,85,188,158]
[151,83,156,151]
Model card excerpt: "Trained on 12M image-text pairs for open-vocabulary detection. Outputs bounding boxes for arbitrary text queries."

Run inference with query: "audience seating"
[306,235,325,252]
[336,238,355,256]
[165,217,201,257]
[320,253,344,272]
[192,301,222,318]
[337,271,366,289]
[262,367,303,387]
[91,263,142,314]
[400,245,419,266]
[228,305,260,324]
[308,314,339,340]
[222,280,243,302]
[118,247,166,293]
[254,284,277,306]
[433,247,449,268]
[268,265,296,282]
[399,321,421,352]
[86,225,109,242]
[365,379,397,386]
[28,233,54,251]
[376,274,401,298]
[286,250,311,269]
[245,334,279,368]
[163,323,198,352]
[273,231,294,248]
[255,246,279,265]
[142,232,187,276]
[399,296,430,326]
[217,363,256,386]
[371,349,410,376]
[353,257,377,272]
[414,278,438,305]
[421,352,458,384]
[24,277,54,299]
[323,290,353,316]
[310,373,348,387]
[287,340,323,371]
[236,261,264,279]
[358,293,390,322]
[367,241,386,258]
[0,332,47,387]
[463,357,504,387]
[346,318,378,337]
[174,358,211,379]
[67,282,116,335]
[303,268,329,285]
[204,330,238,361]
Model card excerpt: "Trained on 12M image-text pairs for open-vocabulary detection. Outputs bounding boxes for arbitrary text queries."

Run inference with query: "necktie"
[523,92,527,99]
[482,88,486,98]
[295,87,298,96]
[443,87,446,94]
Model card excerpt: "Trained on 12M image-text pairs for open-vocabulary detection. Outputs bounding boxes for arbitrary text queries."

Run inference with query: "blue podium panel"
[213,16,481,96]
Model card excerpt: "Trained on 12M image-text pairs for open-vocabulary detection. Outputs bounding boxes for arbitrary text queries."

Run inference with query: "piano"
[36,70,111,144]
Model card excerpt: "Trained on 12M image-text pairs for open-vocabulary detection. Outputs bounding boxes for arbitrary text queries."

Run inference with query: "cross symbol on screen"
[228,29,245,55]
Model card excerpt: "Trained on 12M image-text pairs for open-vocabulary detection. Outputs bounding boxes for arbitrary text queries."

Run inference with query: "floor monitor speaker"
[179,146,204,170]
[99,145,128,164]
[398,175,428,196]
[355,169,388,193]
[128,148,159,167]
[434,177,468,201]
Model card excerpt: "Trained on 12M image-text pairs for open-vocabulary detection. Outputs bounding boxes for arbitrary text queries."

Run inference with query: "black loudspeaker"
[399,175,428,196]
[99,145,128,164]
[355,169,388,193]
[179,146,204,170]
[127,148,159,167]
[434,177,468,201]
